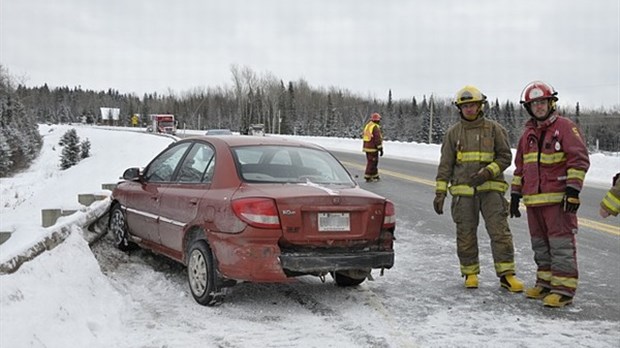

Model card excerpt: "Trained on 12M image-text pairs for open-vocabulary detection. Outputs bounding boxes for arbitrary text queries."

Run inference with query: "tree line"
[1,65,618,176]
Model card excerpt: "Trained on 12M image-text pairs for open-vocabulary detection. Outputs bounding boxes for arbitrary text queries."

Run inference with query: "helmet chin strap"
[459,109,482,121]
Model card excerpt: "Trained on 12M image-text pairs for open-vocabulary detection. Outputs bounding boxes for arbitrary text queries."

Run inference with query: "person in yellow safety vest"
[362,112,384,182]
[131,114,139,127]
[433,85,524,293]
[511,81,590,308]
[599,172,620,218]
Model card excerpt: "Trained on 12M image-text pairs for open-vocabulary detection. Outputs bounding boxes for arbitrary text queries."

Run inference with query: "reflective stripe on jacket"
[601,180,620,216]
[362,121,383,153]
[511,114,590,207]
[435,115,512,196]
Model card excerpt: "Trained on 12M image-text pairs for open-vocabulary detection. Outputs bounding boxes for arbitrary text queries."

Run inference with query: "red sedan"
[109,135,396,306]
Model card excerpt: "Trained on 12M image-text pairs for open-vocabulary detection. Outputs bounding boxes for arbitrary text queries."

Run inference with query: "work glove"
[563,187,580,213]
[379,149,384,157]
[509,193,521,218]
[613,172,619,186]
[469,168,492,187]
[433,192,446,215]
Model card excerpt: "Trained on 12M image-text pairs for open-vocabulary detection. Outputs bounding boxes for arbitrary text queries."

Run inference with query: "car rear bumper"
[279,251,394,273]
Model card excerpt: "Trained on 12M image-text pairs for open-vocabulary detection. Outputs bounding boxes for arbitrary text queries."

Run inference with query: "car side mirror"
[122,167,142,181]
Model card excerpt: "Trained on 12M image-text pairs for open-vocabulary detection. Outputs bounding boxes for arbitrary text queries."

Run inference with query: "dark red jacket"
[511,113,590,207]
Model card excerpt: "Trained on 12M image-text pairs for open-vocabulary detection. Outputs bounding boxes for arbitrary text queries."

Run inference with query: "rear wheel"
[187,240,220,306]
[331,269,370,287]
[108,204,134,251]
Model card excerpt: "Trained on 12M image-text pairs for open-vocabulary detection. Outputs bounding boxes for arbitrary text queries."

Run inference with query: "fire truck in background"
[147,114,177,135]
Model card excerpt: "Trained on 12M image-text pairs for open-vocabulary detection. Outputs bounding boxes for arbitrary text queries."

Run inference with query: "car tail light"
[232,198,281,229]
[383,200,396,228]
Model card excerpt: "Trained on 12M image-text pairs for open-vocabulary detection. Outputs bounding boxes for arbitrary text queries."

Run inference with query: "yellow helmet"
[454,85,487,106]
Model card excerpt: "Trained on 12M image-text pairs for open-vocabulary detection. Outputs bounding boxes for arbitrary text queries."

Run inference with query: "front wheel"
[187,240,220,306]
[108,204,135,251]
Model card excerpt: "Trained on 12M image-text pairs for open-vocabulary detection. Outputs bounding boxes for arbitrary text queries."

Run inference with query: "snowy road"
[2,125,618,348]
[87,153,620,348]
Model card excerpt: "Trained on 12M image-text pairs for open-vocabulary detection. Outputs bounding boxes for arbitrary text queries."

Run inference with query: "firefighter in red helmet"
[362,112,384,182]
[511,81,590,307]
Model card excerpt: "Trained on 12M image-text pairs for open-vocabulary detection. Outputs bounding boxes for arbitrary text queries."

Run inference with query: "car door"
[157,142,215,256]
[125,141,192,244]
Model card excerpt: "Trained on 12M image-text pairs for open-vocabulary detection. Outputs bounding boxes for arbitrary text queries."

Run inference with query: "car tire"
[108,204,135,251]
[187,240,220,306]
[332,270,368,287]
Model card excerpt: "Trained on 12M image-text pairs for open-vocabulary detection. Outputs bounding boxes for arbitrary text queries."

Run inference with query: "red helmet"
[370,112,382,121]
[520,81,558,105]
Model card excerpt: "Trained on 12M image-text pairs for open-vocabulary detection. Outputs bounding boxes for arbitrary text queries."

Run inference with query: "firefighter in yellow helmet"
[433,85,524,292]
[362,112,384,182]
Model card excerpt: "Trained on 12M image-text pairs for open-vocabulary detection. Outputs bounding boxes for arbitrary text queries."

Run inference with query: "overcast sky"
[1,0,619,108]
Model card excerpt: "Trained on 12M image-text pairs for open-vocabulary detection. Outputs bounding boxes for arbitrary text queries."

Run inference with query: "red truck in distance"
[147,114,177,135]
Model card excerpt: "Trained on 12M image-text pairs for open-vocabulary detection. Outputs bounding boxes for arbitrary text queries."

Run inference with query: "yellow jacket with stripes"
[511,114,590,207]
[435,115,511,196]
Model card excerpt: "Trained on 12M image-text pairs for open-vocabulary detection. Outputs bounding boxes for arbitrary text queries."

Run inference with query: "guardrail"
[0,184,117,274]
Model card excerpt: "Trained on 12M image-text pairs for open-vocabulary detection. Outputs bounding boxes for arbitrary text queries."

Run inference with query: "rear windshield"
[232,145,355,185]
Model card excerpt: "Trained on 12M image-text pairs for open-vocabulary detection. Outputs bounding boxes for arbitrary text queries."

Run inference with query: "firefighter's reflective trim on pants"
[567,168,586,182]
[436,180,448,193]
[512,175,522,186]
[537,270,552,282]
[460,263,480,276]
[362,148,379,153]
[602,190,620,215]
[494,261,516,276]
[458,151,495,163]
[523,152,567,164]
[448,181,509,196]
[486,162,501,177]
[522,192,565,206]
[551,275,578,289]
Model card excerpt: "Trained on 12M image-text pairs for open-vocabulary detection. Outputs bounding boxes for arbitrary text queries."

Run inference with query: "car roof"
[183,135,327,150]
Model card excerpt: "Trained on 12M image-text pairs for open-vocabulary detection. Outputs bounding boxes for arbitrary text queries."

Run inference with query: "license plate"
[318,212,350,231]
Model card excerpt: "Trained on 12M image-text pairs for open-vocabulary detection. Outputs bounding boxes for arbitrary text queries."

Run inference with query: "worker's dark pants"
[364,152,379,180]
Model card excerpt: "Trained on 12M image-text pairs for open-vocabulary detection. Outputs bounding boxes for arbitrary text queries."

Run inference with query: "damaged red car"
[109,135,395,306]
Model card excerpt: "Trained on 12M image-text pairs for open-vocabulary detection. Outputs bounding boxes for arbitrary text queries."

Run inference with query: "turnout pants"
[526,204,578,297]
[451,191,516,277]
[364,152,380,180]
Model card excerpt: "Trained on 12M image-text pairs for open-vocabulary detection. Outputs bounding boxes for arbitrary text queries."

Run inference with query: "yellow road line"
[342,160,620,237]
[580,219,620,235]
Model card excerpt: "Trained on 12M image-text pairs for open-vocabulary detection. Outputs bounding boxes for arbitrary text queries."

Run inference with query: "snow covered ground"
[1,124,618,348]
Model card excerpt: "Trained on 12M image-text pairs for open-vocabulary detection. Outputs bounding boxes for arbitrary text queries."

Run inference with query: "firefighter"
[511,81,590,307]
[433,85,524,292]
[362,112,384,182]
[599,173,619,218]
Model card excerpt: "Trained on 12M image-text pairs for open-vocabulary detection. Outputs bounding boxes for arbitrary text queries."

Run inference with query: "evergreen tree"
[430,98,444,144]
[575,102,581,126]
[0,65,42,175]
[80,138,91,159]
[417,96,430,143]
[0,131,13,176]
[59,129,80,169]
[489,99,500,121]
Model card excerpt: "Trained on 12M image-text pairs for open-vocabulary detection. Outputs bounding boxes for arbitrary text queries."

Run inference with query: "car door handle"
[150,196,158,201]
[189,198,198,205]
